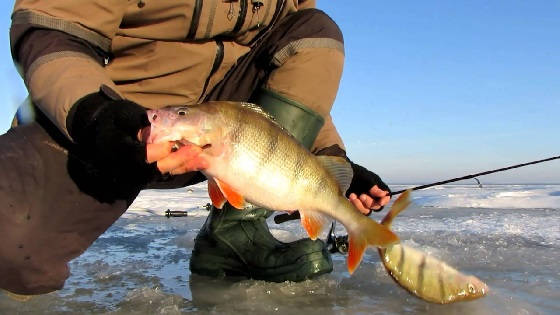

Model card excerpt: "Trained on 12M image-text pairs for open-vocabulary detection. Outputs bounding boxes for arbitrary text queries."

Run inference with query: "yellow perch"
[147,101,399,273]
[378,190,489,303]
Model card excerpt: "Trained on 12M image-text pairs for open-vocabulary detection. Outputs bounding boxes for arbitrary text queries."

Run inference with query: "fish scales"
[215,103,330,212]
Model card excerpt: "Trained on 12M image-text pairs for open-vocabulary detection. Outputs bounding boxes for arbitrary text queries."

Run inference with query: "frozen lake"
[1,183,559,314]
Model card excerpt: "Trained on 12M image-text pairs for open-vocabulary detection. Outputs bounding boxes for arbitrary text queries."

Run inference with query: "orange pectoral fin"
[214,178,245,209]
[208,178,227,209]
[300,211,329,240]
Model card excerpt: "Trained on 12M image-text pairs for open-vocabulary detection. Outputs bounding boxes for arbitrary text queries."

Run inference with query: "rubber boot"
[190,89,332,282]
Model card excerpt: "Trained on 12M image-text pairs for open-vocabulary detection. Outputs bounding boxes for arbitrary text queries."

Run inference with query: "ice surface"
[1,184,559,314]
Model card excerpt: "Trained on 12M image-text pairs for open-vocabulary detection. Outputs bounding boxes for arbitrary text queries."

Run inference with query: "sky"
[0,1,558,184]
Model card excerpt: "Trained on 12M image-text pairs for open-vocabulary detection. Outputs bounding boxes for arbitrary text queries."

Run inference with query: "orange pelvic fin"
[214,178,245,209]
[300,211,330,240]
[208,178,227,209]
[347,218,399,273]
[347,235,367,274]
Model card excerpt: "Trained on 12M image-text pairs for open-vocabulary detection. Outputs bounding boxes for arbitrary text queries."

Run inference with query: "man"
[0,0,391,295]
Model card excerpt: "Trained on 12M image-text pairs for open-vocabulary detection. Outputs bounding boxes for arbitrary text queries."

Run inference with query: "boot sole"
[190,250,333,282]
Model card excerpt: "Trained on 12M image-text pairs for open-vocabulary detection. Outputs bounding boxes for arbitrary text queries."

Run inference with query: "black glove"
[346,162,390,196]
[315,144,391,213]
[67,90,159,197]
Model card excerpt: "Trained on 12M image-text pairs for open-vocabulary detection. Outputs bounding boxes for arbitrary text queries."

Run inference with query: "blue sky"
[1,1,558,184]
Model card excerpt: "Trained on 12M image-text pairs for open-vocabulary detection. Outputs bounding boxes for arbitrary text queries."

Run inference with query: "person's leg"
[208,8,346,151]
[0,116,138,295]
[190,9,344,282]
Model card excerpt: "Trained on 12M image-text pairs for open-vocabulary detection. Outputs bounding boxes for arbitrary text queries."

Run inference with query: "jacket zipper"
[187,0,203,40]
[232,0,248,34]
[199,40,225,102]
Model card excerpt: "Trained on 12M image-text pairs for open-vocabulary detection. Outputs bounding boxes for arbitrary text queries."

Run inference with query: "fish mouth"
[478,282,490,297]
[171,140,212,152]
[140,126,151,143]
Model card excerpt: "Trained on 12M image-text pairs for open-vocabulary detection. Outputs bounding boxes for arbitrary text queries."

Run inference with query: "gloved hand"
[66,90,208,200]
[315,144,391,215]
[67,91,160,190]
[346,161,391,215]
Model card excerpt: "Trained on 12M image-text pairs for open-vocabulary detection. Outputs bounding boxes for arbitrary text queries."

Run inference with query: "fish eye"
[152,114,158,120]
[468,283,476,294]
[177,108,188,116]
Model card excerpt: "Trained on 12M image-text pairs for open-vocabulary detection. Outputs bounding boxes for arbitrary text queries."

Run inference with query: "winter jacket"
[10,0,345,151]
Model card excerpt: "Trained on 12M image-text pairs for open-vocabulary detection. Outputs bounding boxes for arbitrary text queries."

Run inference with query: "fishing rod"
[324,155,560,254]
[165,209,189,218]
[274,155,560,224]
[163,203,212,218]
[389,155,560,196]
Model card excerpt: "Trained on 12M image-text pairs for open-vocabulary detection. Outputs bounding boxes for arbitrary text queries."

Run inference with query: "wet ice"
[1,183,559,314]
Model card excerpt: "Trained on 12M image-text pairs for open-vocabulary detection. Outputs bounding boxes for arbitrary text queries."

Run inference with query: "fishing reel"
[326,221,349,255]
[273,212,350,255]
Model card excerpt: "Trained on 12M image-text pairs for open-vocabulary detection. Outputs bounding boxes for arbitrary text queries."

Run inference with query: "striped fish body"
[200,102,337,213]
[380,244,487,303]
[147,101,399,273]
[379,191,488,303]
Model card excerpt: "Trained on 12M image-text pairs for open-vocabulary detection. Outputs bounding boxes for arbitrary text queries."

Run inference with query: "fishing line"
[390,155,560,196]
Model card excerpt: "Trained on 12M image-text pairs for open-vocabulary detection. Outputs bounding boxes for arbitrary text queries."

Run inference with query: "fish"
[378,190,489,303]
[146,101,399,273]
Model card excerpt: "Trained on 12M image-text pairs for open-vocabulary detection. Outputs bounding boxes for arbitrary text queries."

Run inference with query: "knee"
[0,262,69,295]
[263,9,346,117]
[289,8,343,42]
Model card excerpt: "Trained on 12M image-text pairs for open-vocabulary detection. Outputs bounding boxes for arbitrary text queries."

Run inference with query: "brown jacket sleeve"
[298,0,317,9]
[10,1,127,138]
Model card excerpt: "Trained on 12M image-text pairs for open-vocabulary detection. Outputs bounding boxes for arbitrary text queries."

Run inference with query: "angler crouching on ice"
[0,0,391,296]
